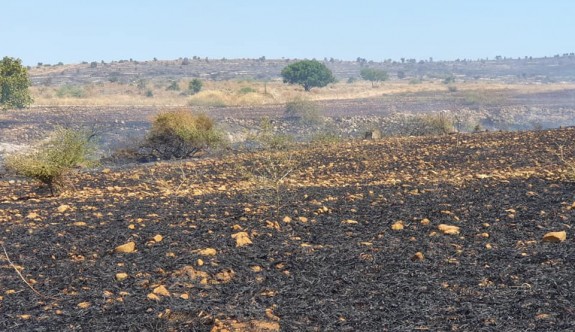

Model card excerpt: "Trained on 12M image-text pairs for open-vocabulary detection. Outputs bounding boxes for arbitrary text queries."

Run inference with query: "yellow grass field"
[29,79,575,108]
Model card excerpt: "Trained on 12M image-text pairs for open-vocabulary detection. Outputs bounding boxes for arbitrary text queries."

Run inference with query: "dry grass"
[30,79,575,108]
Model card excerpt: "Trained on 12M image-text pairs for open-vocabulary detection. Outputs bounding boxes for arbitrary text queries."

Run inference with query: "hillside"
[1,128,574,331]
[28,54,575,87]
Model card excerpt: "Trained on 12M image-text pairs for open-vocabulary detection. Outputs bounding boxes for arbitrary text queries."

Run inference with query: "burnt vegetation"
[1,54,575,331]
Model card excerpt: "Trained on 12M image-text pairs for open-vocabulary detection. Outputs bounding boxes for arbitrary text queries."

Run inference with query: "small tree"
[281,60,335,91]
[4,127,96,195]
[0,56,33,110]
[188,79,203,94]
[360,68,389,87]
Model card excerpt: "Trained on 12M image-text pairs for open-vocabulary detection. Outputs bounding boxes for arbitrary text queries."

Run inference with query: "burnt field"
[1,128,575,331]
[2,87,575,158]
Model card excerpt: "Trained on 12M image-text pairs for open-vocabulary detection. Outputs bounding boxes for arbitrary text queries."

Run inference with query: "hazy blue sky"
[2,0,573,65]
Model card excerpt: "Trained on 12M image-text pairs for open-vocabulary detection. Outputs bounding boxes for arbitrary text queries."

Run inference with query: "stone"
[232,232,252,247]
[364,129,382,140]
[152,234,163,242]
[153,285,171,297]
[198,248,217,256]
[115,273,129,281]
[391,221,404,231]
[542,231,567,243]
[411,252,425,261]
[438,224,460,235]
[77,302,91,309]
[57,205,71,213]
[114,241,136,253]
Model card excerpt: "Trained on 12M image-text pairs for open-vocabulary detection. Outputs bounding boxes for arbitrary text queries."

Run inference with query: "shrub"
[56,84,87,98]
[238,86,257,95]
[142,110,223,160]
[188,79,202,94]
[166,81,180,91]
[400,113,454,136]
[310,131,341,144]
[4,127,97,195]
[284,98,323,124]
[382,113,455,137]
[443,75,455,84]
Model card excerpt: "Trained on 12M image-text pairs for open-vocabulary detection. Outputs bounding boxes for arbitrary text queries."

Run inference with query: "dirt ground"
[1,126,575,331]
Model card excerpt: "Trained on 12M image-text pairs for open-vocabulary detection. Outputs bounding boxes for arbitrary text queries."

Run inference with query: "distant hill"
[28,54,575,86]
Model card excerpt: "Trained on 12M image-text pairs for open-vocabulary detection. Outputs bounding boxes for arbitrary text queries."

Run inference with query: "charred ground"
[1,128,575,331]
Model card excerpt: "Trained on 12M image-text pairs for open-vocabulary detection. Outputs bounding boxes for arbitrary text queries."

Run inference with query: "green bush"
[284,98,323,124]
[142,110,224,160]
[238,86,257,94]
[56,84,87,98]
[4,127,97,194]
[188,79,203,94]
[310,131,342,144]
[166,81,180,91]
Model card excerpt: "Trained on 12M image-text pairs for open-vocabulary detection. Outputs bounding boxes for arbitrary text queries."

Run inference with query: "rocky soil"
[1,128,575,331]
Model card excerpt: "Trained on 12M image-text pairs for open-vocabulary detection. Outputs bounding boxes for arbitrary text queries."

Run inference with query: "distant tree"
[181,57,190,65]
[166,81,180,91]
[0,56,33,110]
[90,61,98,68]
[397,71,406,79]
[360,68,389,87]
[443,75,455,84]
[188,79,203,94]
[281,60,335,91]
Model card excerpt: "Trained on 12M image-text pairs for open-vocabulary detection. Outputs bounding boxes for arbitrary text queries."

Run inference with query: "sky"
[2,0,573,66]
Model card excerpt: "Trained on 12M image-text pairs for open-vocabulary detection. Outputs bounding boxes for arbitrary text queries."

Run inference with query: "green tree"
[188,78,203,94]
[360,67,389,87]
[281,60,335,91]
[0,56,33,110]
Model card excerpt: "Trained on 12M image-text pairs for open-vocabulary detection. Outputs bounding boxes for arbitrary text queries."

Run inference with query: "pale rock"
[438,224,460,235]
[232,232,252,247]
[114,241,136,253]
[115,273,129,281]
[198,248,217,256]
[542,231,567,243]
